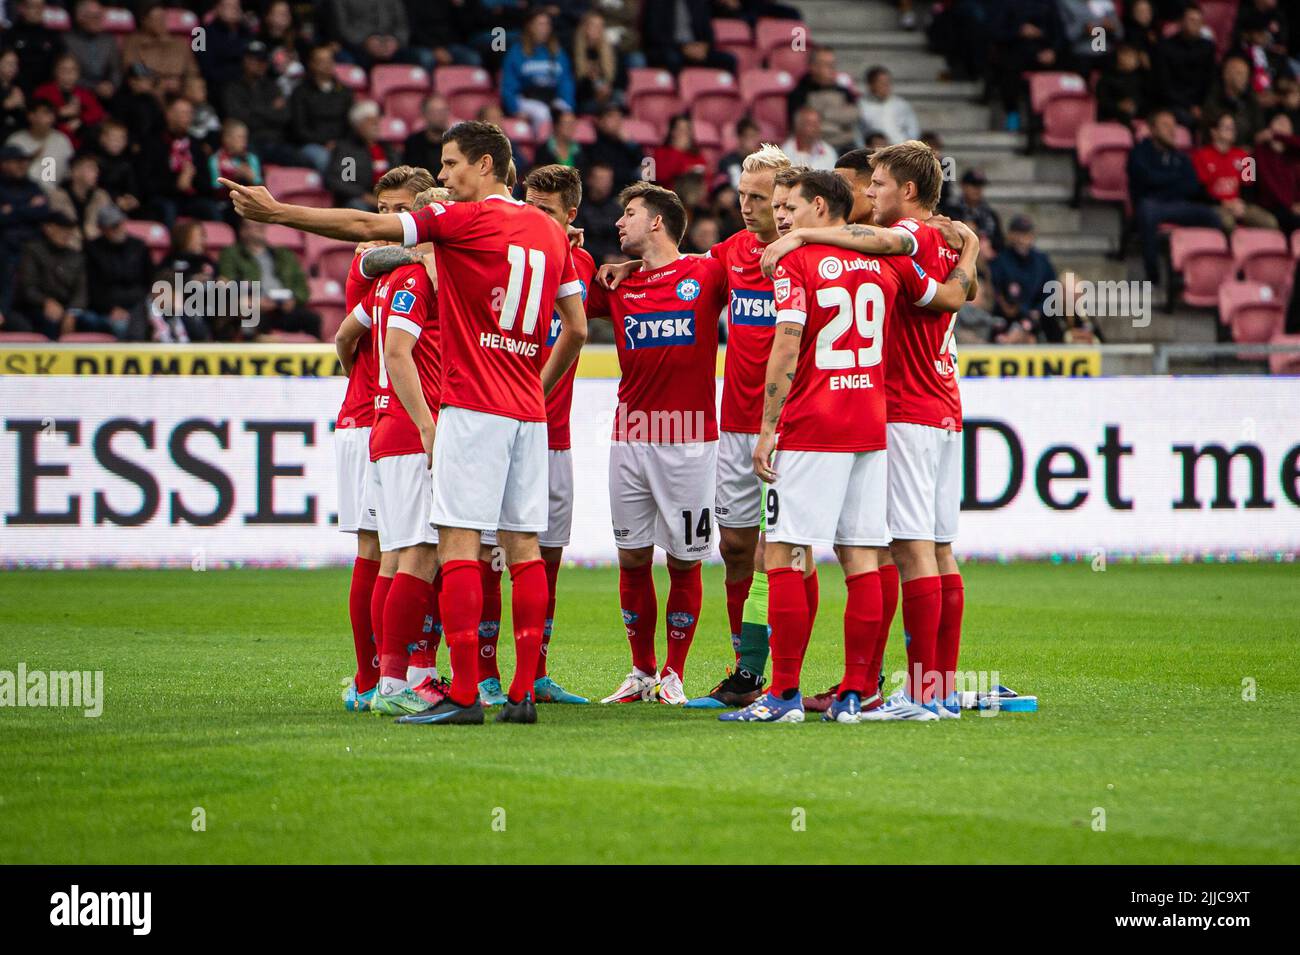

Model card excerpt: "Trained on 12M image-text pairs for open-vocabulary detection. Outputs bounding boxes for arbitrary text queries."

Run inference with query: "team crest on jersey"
[818,256,844,280]
[773,277,791,304]
[391,290,416,314]
[623,311,695,349]
[675,278,701,301]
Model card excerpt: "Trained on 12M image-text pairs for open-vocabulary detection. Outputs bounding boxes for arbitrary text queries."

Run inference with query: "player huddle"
[219,122,977,726]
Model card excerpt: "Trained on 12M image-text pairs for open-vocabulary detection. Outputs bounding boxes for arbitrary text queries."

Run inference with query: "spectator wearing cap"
[1,50,26,141]
[34,54,107,151]
[990,215,1057,343]
[0,143,49,316]
[121,3,201,98]
[783,106,838,171]
[858,66,919,146]
[107,64,167,153]
[1153,5,1216,128]
[1096,43,1152,128]
[89,119,142,216]
[64,0,123,102]
[85,204,155,340]
[1204,55,1266,147]
[290,45,355,175]
[5,0,63,93]
[643,0,738,74]
[788,48,860,153]
[1192,112,1278,231]
[1127,108,1221,282]
[501,10,576,136]
[218,219,320,340]
[223,42,297,167]
[5,98,75,193]
[327,0,422,71]
[943,168,1004,252]
[651,116,708,190]
[585,105,645,193]
[141,96,222,226]
[50,152,112,242]
[1254,112,1300,235]
[326,101,394,210]
[12,210,88,338]
[400,94,450,176]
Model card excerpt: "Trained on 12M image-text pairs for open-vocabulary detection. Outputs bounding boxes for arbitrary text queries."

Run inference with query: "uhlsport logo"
[622,311,696,349]
[50,885,151,935]
[675,277,701,301]
[818,256,844,280]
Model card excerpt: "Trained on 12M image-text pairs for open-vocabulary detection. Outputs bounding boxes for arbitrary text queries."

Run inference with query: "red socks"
[902,575,943,702]
[664,563,702,678]
[937,573,964,700]
[841,571,881,695]
[477,559,503,682]
[618,563,657,674]
[803,566,820,631]
[768,567,810,696]
[869,563,899,697]
[440,559,483,707]
[725,575,752,651]
[538,558,561,677]
[507,560,547,702]
[349,557,380,693]
[369,573,393,683]
[408,570,442,669]
[381,573,430,681]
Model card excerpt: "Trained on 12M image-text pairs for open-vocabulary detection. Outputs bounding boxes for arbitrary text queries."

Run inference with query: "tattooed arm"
[923,221,981,313]
[753,322,802,483]
[358,244,425,279]
[760,222,917,277]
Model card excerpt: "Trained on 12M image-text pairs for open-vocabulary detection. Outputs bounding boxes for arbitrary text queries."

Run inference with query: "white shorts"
[609,440,718,561]
[765,448,889,548]
[887,422,962,543]
[334,427,377,533]
[480,449,574,549]
[714,430,763,529]
[430,405,548,533]
[370,452,439,551]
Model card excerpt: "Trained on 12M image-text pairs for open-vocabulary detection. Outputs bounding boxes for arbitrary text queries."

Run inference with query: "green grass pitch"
[1,562,1297,864]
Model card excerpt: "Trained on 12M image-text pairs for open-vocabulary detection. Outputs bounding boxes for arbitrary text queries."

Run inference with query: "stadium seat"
[201,221,236,255]
[679,68,741,128]
[627,68,683,138]
[622,119,660,146]
[631,93,685,142]
[446,91,497,123]
[370,65,430,102]
[101,7,135,32]
[1029,73,1095,150]
[163,7,198,34]
[742,68,798,141]
[309,278,347,342]
[1076,121,1133,209]
[42,5,70,29]
[1218,281,1284,342]
[1200,0,1237,58]
[333,63,369,92]
[304,234,355,276]
[1169,227,1232,308]
[264,165,323,196]
[711,18,752,46]
[282,188,334,208]
[499,116,537,146]
[59,332,117,343]
[765,46,810,79]
[1132,119,1194,151]
[376,115,408,144]
[1293,229,1300,260]
[434,65,493,96]
[572,116,597,144]
[265,224,306,253]
[755,16,807,57]
[124,220,172,263]
[1267,334,1300,375]
[267,331,320,343]
[627,68,677,102]
[382,90,427,126]
[0,332,52,342]
[1232,228,1293,296]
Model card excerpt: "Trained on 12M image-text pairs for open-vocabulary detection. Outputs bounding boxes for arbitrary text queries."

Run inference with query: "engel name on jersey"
[542,244,595,451]
[586,255,726,444]
[886,216,964,431]
[399,195,581,423]
[367,262,441,462]
[772,245,937,453]
[710,230,775,435]
[336,254,378,430]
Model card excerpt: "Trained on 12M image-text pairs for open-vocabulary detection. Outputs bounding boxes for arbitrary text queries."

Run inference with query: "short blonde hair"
[413,186,453,210]
[376,165,436,196]
[741,143,791,173]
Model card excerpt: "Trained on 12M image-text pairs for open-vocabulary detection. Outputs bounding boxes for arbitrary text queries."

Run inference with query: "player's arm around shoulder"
[921,220,980,313]
[382,273,437,464]
[754,257,805,483]
[760,222,917,277]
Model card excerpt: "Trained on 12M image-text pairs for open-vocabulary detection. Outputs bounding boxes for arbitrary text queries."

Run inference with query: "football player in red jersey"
[586,182,728,706]
[332,165,436,713]
[476,164,595,706]
[723,170,978,724]
[224,121,588,726]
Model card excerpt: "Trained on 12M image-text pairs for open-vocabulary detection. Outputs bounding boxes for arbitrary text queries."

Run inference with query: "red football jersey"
[586,255,726,444]
[400,195,581,423]
[367,262,441,462]
[542,244,596,451]
[336,254,377,429]
[710,229,775,435]
[772,244,938,452]
[885,217,963,431]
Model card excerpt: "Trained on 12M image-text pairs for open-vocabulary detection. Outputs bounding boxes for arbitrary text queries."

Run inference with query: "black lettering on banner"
[244,421,317,525]
[1096,425,1133,510]
[1035,445,1089,510]
[1281,446,1300,508]
[1172,443,1274,510]
[169,419,234,526]
[93,419,160,526]
[961,419,1023,510]
[4,419,80,525]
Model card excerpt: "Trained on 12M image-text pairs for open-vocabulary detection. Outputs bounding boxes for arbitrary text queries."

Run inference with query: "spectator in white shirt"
[782,106,837,171]
[858,66,920,145]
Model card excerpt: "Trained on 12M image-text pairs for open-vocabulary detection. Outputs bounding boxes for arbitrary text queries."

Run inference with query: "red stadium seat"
[124,220,172,263]
[317,306,348,344]
[1232,228,1292,296]
[309,278,347,342]
[59,332,118,343]
[1219,281,1284,342]
[1132,119,1194,151]
[333,63,369,92]
[1267,334,1300,375]
[630,93,684,141]
[721,45,762,75]
[446,91,497,123]
[1169,227,1232,308]
[1029,72,1087,114]
[499,116,537,146]
[101,7,135,32]
[679,68,742,128]
[622,119,660,146]
[693,118,722,150]
[266,224,306,253]
[742,68,798,140]
[370,65,430,102]
[627,68,677,102]
[264,165,323,196]
[315,248,356,280]
[755,16,807,56]
[201,220,236,255]
[1029,73,1095,150]
[1200,0,1237,58]
[282,188,334,208]
[304,234,355,276]
[765,46,809,79]
[383,89,427,125]
[434,65,493,96]
[572,116,597,144]
[376,115,408,144]
[1293,229,1300,259]
[0,332,51,342]
[711,18,752,46]
[267,331,320,342]
[1077,121,1133,209]
[164,7,198,35]
[42,5,70,29]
